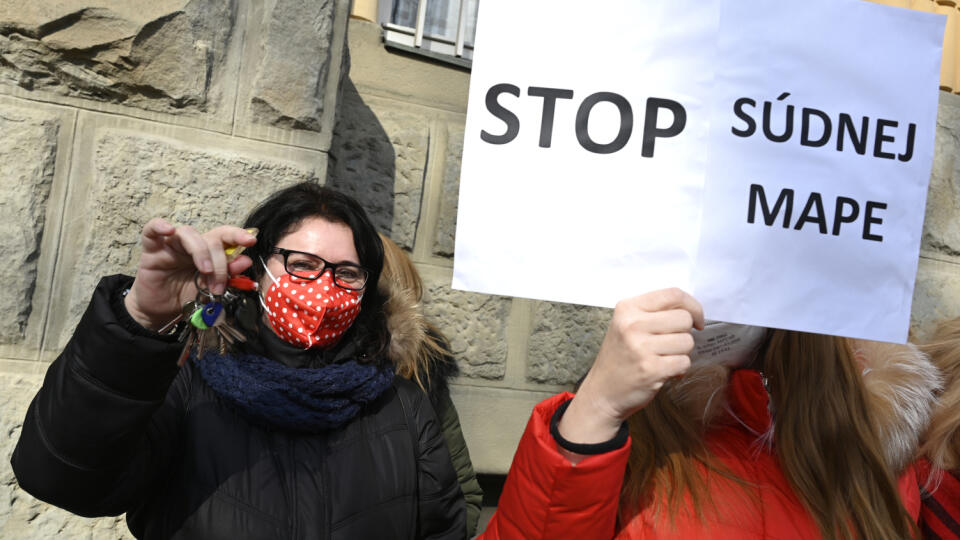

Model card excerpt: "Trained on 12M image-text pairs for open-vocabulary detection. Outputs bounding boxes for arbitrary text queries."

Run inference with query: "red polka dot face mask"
[259,260,363,349]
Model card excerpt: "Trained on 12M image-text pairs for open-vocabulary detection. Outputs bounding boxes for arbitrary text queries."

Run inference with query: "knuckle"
[631,333,654,355]
[662,287,683,303]
[612,312,634,335]
[679,333,695,353]
[678,310,694,329]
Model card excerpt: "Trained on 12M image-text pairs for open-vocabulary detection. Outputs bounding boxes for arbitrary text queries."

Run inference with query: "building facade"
[0,0,958,536]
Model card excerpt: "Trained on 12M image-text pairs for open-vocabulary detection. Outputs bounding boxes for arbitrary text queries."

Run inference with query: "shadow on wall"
[326,78,397,239]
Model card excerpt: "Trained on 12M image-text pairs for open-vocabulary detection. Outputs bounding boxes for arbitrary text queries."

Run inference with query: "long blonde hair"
[377,233,451,391]
[622,330,916,540]
[919,318,960,471]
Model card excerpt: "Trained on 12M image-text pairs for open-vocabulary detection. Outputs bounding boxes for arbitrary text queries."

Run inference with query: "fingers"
[659,354,692,377]
[170,226,214,274]
[141,218,176,251]
[580,289,702,425]
[634,309,696,335]
[620,288,705,330]
[206,235,229,294]
[629,332,695,358]
[227,254,253,276]
[204,227,257,293]
[216,227,258,250]
[177,226,257,294]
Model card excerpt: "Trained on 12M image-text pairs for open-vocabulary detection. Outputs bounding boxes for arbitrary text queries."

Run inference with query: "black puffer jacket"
[11,276,466,539]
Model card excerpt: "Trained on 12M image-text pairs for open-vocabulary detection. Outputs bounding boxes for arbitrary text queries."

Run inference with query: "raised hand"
[123,219,257,330]
[558,288,705,448]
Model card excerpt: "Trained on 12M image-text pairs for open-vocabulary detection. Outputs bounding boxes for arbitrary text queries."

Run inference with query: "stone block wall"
[1,5,959,538]
[914,91,960,337]
[0,1,348,536]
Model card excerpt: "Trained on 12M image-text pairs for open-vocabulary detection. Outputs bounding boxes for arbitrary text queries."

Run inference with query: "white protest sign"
[452,0,945,343]
[693,0,945,342]
[453,0,720,306]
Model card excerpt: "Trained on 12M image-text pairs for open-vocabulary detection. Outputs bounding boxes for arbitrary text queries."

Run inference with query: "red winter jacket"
[917,460,960,539]
[481,370,923,540]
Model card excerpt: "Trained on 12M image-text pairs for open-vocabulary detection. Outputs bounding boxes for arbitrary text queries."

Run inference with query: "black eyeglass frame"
[270,247,370,291]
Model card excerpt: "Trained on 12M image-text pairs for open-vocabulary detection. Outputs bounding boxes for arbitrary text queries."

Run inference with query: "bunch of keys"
[173,275,259,366]
[156,234,261,366]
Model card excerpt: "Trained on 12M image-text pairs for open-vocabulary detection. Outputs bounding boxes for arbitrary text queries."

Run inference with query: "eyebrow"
[276,247,362,267]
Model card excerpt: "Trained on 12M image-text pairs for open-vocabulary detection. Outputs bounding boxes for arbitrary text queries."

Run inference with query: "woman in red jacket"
[918,318,960,539]
[481,289,941,540]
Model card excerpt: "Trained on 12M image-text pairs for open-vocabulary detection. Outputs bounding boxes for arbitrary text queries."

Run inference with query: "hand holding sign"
[558,289,704,449]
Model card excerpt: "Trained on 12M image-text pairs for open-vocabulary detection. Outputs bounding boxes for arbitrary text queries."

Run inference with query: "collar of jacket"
[666,340,942,473]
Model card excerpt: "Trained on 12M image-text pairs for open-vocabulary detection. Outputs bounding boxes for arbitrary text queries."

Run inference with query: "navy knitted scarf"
[196,351,396,433]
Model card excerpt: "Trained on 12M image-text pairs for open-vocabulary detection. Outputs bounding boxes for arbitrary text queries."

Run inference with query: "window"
[380,0,479,69]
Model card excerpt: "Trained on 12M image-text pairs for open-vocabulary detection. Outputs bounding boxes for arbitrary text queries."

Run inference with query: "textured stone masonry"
[433,125,463,257]
[527,302,612,385]
[248,0,335,132]
[327,89,429,249]
[421,271,510,380]
[0,106,59,345]
[50,130,320,350]
[0,1,237,118]
[911,257,960,340]
[921,92,960,259]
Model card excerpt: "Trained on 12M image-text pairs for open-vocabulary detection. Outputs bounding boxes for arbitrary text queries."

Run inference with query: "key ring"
[193,271,219,304]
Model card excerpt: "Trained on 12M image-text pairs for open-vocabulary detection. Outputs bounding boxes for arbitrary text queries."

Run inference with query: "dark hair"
[243,182,389,361]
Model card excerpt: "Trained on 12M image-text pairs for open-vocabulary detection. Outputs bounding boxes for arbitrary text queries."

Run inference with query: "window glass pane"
[464,0,479,46]
[424,0,457,41]
[389,0,479,54]
[390,0,418,27]
[391,0,475,42]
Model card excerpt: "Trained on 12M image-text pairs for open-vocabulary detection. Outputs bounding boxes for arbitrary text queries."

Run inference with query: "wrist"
[552,398,629,464]
[557,392,625,445]
[123,289,171,331]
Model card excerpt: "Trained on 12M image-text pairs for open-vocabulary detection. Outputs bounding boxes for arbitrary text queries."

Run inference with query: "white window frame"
[379,0,475,69]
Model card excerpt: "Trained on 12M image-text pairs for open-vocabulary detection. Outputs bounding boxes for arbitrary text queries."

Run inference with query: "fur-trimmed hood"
[666,340,942,472]
[378,263,459,404]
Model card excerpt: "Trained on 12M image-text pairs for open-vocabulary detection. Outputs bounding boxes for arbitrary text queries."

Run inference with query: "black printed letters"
[732,92,916,162]
[480,83,687,157]
[747,184,887,242]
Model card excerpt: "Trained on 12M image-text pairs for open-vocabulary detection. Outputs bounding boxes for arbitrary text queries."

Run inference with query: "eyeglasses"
[270,248,369,290]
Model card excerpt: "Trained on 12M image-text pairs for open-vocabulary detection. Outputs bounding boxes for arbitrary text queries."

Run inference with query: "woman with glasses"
[11,182,467,539]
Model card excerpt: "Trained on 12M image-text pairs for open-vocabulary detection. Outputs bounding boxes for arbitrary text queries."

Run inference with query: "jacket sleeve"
[479,393,630,540]
[916,459,960,539]
[11,275,188,517]
[434,388,483,537]
[403,381,467,539]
